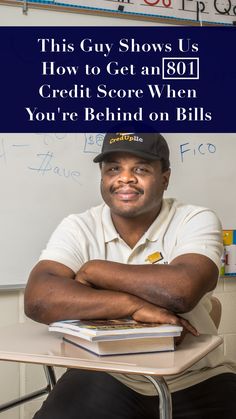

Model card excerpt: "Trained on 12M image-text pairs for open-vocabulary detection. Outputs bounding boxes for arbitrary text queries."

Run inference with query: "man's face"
[100,152,170,219]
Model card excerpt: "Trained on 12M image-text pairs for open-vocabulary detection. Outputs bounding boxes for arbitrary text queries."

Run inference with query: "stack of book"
[49,319,183,356]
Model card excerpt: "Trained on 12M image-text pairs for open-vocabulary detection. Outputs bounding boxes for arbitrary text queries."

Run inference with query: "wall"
[215,279,236,361]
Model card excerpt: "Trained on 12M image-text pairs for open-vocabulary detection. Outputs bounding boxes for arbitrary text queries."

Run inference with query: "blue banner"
[0,26,235,132]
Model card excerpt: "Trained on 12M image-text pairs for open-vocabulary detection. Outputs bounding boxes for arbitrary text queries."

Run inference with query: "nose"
[118,169,137,184]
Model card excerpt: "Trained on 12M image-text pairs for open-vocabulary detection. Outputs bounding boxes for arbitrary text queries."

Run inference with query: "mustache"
[110,186,144,195]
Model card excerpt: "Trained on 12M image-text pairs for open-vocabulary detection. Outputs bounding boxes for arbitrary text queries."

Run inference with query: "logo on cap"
[109,133,144,144]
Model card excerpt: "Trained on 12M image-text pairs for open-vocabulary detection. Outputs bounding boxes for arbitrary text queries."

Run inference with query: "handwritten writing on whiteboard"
[47,0,236,26]
[0,138,31,167]
[84,133,104,154]
[35,133,68,146]
[28,151,81,183]
[0,135,84,183]
[179,142,216,163]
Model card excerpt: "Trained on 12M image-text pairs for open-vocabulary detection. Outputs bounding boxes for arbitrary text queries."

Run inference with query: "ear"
[162,169,171,190]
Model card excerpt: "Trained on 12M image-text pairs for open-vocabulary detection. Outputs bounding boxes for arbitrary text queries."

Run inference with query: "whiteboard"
[0,133,235,288]
[1,0,235,26]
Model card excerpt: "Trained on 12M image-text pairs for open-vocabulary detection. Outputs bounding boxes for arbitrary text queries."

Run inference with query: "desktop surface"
[0,322,222,377]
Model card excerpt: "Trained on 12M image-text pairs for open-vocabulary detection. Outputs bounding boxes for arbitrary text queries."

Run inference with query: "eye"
[134,166,149,174]
[107,165,120,173]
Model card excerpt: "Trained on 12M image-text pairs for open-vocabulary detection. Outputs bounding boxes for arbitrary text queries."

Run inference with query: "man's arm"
[76,254,219,313]
[76,208,222,314]
[24,260,139,324]
[24,260,198,338]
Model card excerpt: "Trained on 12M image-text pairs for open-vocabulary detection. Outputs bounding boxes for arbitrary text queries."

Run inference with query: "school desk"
[0,322,222,419]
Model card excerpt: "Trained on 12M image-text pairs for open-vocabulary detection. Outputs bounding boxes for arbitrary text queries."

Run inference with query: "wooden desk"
[0,322,222,419]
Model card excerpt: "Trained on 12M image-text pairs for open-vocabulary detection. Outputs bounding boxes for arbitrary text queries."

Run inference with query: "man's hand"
[75,270,93,287]
[76,262,199,345]
[132,302,199,345]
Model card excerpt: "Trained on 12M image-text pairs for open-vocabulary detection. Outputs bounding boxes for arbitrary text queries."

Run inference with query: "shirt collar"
[102,205,119,243]
[102,199,171,245]
[142,199,170,243]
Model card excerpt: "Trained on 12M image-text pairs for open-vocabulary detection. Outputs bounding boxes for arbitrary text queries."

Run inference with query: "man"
[25,132,236,419]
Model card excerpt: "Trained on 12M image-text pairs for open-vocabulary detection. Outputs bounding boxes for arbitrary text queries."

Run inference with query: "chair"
[210,296,222,329]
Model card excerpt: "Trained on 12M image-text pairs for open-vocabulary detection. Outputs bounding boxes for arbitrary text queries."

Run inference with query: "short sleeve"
[170,208,223,271]
[39,215,84,273]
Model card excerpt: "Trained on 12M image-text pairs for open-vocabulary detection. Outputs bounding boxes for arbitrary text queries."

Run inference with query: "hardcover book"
[63,334,176,356]
[49,319,182,355]
[49,319,183,341]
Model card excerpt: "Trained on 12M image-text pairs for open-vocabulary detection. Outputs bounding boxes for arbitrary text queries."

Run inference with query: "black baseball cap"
[93,132,170,169]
